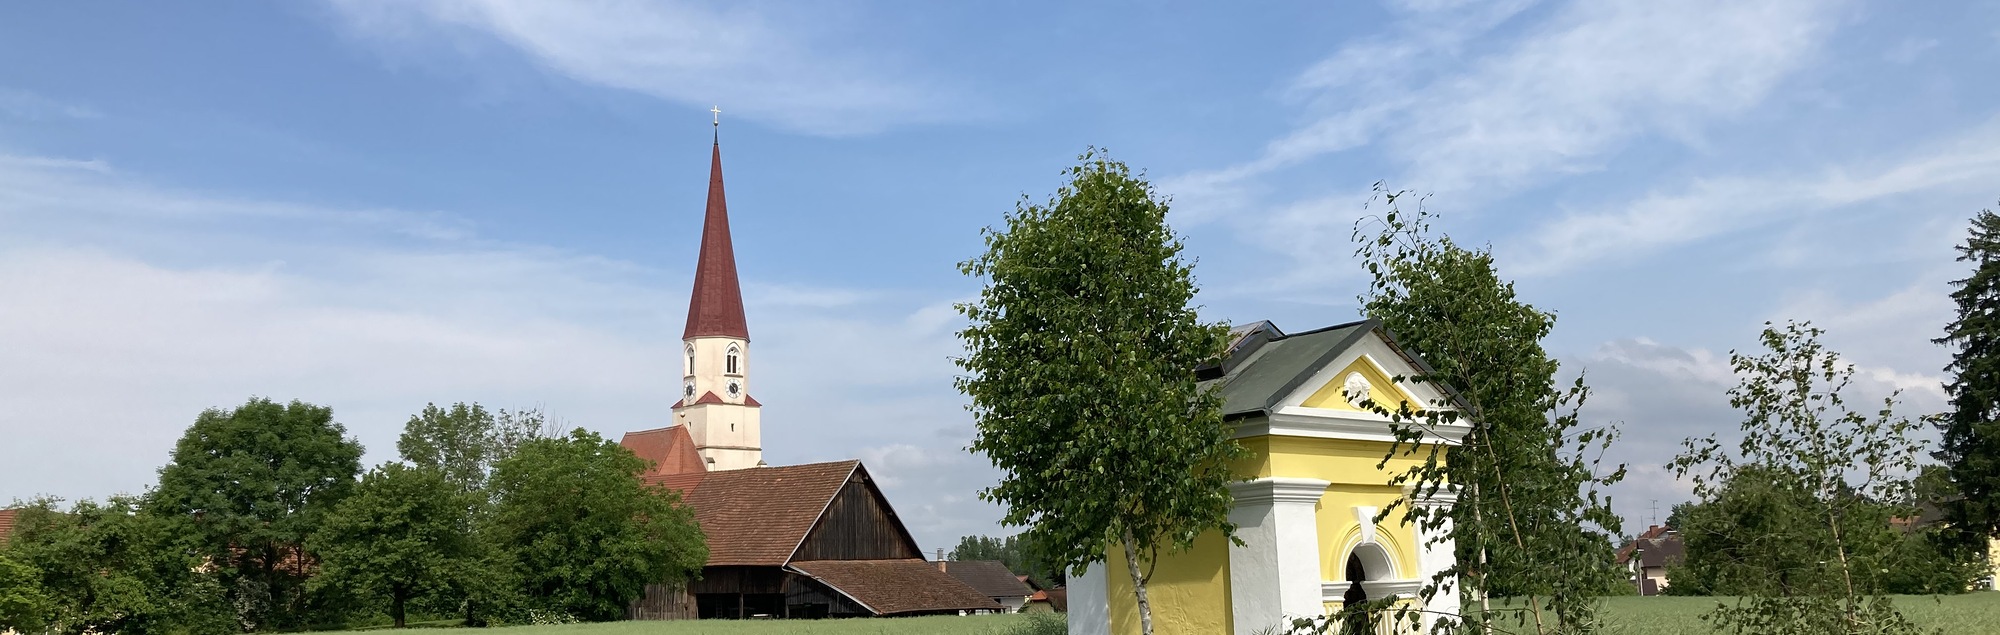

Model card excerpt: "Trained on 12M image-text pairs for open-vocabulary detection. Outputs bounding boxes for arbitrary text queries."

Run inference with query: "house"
[1026,586,1067,613]
[938,560,1035,612]
[1616,525,1685,596]
[1070,320,1469,635]
[618,130,999,620]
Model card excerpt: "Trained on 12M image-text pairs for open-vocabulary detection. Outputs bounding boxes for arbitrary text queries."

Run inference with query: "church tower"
[674,130,763,471]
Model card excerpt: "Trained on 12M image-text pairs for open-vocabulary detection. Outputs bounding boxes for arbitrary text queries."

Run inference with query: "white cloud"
[1504,117,2000,276]
[1168,0,1837,218]
[321,0,970,136]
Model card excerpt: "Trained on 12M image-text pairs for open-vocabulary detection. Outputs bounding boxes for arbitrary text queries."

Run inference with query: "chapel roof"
[0,508,17,545]
[684,139,749,340]
[788,559,1003,615]
[1200,318,1466,418]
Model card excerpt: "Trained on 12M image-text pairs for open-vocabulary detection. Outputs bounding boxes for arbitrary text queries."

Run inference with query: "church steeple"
[676,121,762,472]
[683,138,749,340]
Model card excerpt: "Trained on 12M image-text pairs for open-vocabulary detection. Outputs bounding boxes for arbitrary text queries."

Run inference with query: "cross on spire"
[711,105,721,126]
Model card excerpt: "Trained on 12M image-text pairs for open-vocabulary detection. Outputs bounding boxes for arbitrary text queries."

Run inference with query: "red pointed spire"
[684,139,749,340]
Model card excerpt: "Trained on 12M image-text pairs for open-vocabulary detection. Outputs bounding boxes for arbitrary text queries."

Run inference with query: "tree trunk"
[393,593,406,629]
[1122,530,1153,635]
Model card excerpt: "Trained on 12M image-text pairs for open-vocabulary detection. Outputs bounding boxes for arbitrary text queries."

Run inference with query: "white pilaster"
[1409,486,1460,631]
[1068,562,1111,635]
[1227,477,1331,635]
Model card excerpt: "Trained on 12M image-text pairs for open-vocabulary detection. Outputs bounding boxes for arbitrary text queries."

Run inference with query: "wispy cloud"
[0,88,101,121]
[1504,117,2000,276]
[321,0,971,136]
[1169,0,1839,218]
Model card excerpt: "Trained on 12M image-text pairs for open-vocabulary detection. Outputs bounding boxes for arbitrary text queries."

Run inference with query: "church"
[616,130,1001,620]
[1069,320,1467,635]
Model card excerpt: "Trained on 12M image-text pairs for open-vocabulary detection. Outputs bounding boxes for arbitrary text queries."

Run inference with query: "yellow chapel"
[1068,319,1467,635]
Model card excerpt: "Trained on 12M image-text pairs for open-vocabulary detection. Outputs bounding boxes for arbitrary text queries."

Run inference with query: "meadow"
[339,593,2000,634]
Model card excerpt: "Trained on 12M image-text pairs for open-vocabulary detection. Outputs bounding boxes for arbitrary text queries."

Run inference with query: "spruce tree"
[1937,206,2000,542]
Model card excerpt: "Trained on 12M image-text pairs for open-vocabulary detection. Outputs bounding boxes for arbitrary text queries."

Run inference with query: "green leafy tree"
[311,463,478,628]
[956,150,1240,635]
[1351,189,1624,634]
[1670,321,1931,635]
[145,397,364,631]
[484,429,706,622]
[398,402,551,496]
[0,549,52,633]
[1936,206,2000,544]
[948,534,1063,589]
[6,497,233,635]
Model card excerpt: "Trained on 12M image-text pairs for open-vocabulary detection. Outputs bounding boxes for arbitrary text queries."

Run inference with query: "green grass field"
[337,594,2000,634]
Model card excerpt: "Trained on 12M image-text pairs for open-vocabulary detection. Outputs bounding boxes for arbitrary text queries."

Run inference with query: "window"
[725,344,741,375]
[685,345,696,376]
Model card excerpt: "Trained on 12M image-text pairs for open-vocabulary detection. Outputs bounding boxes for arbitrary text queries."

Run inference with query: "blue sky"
[3,0,1998,552]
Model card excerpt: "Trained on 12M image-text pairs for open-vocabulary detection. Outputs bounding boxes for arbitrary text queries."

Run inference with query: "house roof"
[788,559,1003,615]
[1044,587,1068,612]
[0,508,17,544]
[620,426,707,477]
[1617,525,1686,567]
[645,459,868,566]
[683,139,749,340]
[941,560,1035,599]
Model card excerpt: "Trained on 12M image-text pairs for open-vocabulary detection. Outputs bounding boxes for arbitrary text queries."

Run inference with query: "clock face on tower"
[683,380,696,401]
[726,380,742,398]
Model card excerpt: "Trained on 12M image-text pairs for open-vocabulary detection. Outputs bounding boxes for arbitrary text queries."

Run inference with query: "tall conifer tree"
[1937,206,2000,541]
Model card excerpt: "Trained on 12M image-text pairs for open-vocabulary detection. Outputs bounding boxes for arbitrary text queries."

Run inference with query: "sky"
[3,0,1998,554]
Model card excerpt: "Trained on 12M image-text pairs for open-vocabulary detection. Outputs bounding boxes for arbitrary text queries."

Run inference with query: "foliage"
[1349,187,1625,634]
[146,396,364,632]
[1670,321,1934,634]
[398,402,551,496]
[312,463,481,628]
[1936,205,2000,544]
[5,496,233,635]
[0,548,52,633]
[956,149,1241,635]
[1001,611,1069,635]
[484,429,707,622]
[948,534,1063,589]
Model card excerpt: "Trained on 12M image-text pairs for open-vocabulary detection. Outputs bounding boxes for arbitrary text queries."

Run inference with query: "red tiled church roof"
[0,508,18,545]
[683,140,749,340]
[620,426,707,477]
[788,559,1002,615]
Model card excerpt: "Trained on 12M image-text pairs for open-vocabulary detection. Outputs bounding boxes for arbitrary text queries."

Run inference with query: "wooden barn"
[621,426,999,619]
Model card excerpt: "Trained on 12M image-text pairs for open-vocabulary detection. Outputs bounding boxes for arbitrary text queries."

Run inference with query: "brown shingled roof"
[620,425,706,478]
[0,508,17,545]
[789,559,1003,615]
[677,460,862,566]
[941,560,1034,599]
[683,140,749,340]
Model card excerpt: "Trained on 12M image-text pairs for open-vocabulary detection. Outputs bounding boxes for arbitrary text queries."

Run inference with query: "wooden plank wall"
[627,583,696,620]
[793,476,920,561]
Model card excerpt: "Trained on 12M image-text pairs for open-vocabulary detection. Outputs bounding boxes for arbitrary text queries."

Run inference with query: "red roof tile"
[0,508,17,545]
[789,559,1003,615]
[619,425,707,477]
[743,394,761,407]
[691,391,724,406]
[678,460,861,566]
[683,141,749,340]
[941,560,1035,599]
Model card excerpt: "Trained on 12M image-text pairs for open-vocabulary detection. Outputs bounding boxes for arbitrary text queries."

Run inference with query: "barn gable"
[792,464,923,562]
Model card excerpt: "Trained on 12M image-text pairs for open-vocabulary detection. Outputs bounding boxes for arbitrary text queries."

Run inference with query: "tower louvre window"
[726,345,741,375]
[686,345,696,375]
